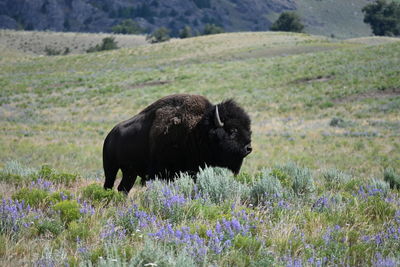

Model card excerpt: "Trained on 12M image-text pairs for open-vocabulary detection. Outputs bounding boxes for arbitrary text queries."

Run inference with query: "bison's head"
[205,99,252,174]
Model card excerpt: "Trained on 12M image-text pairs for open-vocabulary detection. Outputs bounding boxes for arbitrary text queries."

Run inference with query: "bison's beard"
[214,154,244,175]
[229,158,244,175]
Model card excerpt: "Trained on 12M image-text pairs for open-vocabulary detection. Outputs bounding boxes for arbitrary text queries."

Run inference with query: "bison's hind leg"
[103,163,119,190]
[118,167,137,195]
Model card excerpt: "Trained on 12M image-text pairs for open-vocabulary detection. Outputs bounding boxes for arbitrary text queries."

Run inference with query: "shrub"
[48,190,73,204]
[12,188,49,207]
[322,169,351,190]
[235,172,254,184]
[186,200,224,221]
[81,184,125,204]
[203,24,224,35]
[233,235,262,254]
[179,26,193,38]
[383,168,400,189]
[0,161,36,184]
[86,37,119,53]
[53,200,81,224]
[143,179,187,222]
[270,12,304,33]
[359,195,396,223]
[111,19,143,34]
[67,221,90,241]
[196,167,249,204]
[329,117,345,128]
[38,165,77,185]
[2,160,36,177]
[173,172,196,198]
[146,27,171,43]
[44,46,62,56]
[343,178,365,193]
[250,169,283,205]
[35,218,64,237]
[0,173,23,184]
[368,178,390,197]
[274,163,315,196]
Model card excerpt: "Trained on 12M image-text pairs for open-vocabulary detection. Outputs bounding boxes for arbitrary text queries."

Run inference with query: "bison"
[103,94,252,194]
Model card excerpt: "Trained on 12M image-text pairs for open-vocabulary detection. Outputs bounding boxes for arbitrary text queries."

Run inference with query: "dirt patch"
[129,80,171,89]
[292,75,334,84]
[333,88,400,104]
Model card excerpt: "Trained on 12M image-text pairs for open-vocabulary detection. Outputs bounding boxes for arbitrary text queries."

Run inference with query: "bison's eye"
[230,128,238,138]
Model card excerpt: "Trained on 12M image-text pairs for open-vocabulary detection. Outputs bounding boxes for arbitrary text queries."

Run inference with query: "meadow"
[0,31,399,266]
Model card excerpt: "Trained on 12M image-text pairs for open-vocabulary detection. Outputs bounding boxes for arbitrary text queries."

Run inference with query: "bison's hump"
[150,94,210,139]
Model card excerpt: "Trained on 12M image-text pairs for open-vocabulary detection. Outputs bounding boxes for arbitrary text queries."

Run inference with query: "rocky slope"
[0,0,371,38]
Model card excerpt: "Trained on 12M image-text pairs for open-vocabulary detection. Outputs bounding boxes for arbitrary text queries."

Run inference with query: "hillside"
[0,29,147,56]
[1,31,399,177]
[1,31,400,266]
[0,0,374,38]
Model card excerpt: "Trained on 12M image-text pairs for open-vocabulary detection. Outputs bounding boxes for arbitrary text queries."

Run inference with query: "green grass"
[0,165,399,266]
[0,29,147,57]
[1,31,399,178]
[0,31,399,264]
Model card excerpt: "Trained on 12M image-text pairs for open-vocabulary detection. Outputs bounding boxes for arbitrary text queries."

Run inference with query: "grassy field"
[0,30,147,56]
[0,31,400,266]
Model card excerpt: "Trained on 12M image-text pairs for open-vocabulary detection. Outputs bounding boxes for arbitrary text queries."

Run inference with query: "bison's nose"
[244,144,252,155]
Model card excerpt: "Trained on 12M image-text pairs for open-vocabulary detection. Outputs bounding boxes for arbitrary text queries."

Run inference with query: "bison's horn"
[215,105,224,127]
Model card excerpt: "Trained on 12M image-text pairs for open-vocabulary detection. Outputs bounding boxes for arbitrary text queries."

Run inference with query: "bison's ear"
[214,105,224,128]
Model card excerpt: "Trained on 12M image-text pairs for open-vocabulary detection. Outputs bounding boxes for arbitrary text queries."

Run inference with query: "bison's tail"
[103,135,118,190]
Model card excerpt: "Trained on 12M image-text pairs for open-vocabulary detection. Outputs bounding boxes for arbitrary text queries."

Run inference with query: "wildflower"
[30,179,54,192]
[0,198,36,236]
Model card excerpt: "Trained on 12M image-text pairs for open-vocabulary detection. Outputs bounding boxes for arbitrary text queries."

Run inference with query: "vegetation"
[146,27,171,43]
[81,183,125,204]
[0,164,399,265]
[179,26,193,39]
[270,12,305,33]
[0,29,147,56]
[44,46,70,56]
[111,19,144,35]
[86,37,119,53]
[0,30,400,265]
[362,0,400,36]
[203,24,224,35]
[194,0,211,9]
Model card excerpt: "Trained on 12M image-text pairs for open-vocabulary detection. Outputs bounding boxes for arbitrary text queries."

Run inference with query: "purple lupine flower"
[231,218,241,232]
[34,258,57,267]
[373,253,398,267]
[1,198,36,235]
[60,192,69,201]
[79,201,95,216]
[30,179,54,192]
[116,204,158,235]
[283,255,303,267]
[100,220,127,241]
[148,224,208,261]
[215,222,222,234]
[206,229,213,238]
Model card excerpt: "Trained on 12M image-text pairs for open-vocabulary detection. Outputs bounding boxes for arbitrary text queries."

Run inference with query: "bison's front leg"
[117,167,137,194]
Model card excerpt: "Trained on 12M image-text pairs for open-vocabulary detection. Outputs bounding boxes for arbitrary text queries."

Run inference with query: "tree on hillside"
[179,26,193,38]
[203,24,224,35]
[146,27,171,43]
[112,19,144,34]
[270,12,304,33]
[86,37,119,53]
[362,0,400,36]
